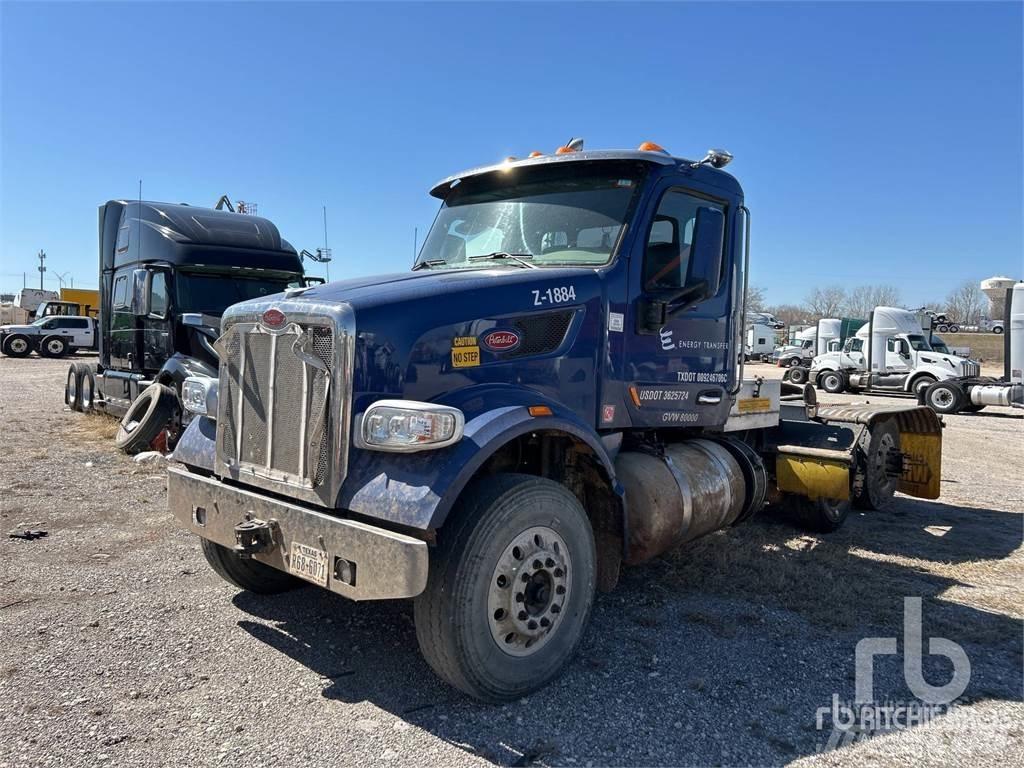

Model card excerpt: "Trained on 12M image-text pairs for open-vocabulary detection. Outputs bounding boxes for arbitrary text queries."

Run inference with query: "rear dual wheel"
[415,474,596,703]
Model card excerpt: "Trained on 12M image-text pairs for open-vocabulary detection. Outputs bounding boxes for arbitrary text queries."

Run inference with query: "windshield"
[907,334,932,351]
[176,272,297,315]
[931,339,949,354]
[417,162,645,270]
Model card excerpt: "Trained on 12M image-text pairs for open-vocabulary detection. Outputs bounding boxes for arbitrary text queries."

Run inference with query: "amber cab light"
[638,141,666,152]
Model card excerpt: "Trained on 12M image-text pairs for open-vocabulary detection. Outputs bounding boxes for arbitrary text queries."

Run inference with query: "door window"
[113,276,129,309]
[644,190,724,291]
[149,272,169,318]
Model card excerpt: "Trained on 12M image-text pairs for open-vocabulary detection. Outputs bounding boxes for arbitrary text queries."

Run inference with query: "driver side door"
[622,182,735,429]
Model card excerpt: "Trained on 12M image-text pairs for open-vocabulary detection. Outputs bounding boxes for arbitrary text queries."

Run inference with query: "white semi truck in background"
[774,318,845,368]
[806,307,979,397]
[922,281,1023,413]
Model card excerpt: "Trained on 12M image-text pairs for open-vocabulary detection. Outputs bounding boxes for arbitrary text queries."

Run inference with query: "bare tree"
[745,285,767,312]
[945,281,985,325]
[804,286,846,318]
[843,284,902,319]
[765,303,814,327]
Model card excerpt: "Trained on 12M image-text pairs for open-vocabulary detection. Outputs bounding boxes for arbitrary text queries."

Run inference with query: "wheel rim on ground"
[487,526,572,658]
[11,338,28,354]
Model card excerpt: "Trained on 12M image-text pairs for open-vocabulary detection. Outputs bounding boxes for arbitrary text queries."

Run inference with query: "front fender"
[158,353,217,390]
[338,393,618,532]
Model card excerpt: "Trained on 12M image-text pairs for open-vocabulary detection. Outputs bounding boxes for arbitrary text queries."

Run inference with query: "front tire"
[414,474,596,703]
[821,370,845,394]
[199,539,302,594]
[2,333,32,358]
[789,366,809,385]
[911,374,937,397]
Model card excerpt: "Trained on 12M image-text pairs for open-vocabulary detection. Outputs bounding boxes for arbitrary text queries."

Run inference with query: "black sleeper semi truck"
[164,142,945,702]
[65,200,307,452]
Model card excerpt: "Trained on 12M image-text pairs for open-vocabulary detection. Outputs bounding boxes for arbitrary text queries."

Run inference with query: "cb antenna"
[317,205,332,282]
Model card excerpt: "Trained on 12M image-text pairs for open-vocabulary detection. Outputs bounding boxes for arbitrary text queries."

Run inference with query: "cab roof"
[430,148,741,199]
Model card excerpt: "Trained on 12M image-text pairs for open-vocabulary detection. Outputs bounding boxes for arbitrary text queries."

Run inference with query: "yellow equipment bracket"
[776,455,850,501]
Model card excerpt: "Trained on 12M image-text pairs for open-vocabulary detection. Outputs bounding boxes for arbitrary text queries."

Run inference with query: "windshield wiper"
[412,259,447,271]
[467,252,537,269]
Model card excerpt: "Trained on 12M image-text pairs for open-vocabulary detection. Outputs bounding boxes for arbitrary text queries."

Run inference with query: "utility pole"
[37,250,46,290]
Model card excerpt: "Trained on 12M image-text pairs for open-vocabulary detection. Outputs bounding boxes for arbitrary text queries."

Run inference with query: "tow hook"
[233,518,278,557]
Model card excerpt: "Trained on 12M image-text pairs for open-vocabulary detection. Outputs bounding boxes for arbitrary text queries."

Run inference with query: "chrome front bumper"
[168,466,429,601]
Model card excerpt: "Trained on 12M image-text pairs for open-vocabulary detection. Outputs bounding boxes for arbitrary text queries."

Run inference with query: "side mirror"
[130,269,151,317]
[684,206,725,300]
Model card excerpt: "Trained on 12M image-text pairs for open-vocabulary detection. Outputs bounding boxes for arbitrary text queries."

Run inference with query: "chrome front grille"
[215,299,354,507]
[961,360,980,378]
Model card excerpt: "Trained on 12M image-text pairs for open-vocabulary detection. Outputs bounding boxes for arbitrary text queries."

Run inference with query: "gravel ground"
[1,356,1021,767]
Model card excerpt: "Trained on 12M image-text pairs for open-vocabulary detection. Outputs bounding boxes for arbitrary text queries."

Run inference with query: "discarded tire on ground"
[115,383,178,454]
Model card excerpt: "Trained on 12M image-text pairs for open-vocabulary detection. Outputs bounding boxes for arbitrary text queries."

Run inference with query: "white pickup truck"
[807,307,979,396]
[0,315,97,358]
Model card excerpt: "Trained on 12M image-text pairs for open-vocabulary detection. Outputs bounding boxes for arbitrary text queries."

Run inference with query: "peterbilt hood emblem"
[481,330,521,352]
[261,308,286,328]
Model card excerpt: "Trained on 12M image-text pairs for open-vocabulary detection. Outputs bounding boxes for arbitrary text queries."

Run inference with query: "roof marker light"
[638,141,667,153]
[504,156,517,163]
[528,150,543,158]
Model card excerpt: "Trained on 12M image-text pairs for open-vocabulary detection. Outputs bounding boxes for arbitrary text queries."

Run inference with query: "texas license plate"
[288,542,329,587]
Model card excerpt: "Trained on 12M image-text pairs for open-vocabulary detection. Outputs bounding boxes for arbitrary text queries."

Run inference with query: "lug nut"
[518,610,528,621]
[545,558,555,568]
[551,604,561,614]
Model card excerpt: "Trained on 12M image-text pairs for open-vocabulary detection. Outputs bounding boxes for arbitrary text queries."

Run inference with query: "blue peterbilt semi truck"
[168,142,944,701]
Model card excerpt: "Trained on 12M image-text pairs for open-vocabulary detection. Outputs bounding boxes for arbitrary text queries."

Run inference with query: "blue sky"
[1,1,1021,307]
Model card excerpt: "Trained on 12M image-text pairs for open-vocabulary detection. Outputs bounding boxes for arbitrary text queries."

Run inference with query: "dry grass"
[63,411,119,441]
[652,498,1023,646]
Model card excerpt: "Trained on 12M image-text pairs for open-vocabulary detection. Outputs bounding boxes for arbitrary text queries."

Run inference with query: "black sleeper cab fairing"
[74,200,307,452]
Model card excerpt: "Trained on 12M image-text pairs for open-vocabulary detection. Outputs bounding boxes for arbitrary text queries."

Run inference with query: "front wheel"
[2,334,32,358]
[911,374,937,397]
[821,370,845,394]
[414,474,596,703]
[789,366,809,385]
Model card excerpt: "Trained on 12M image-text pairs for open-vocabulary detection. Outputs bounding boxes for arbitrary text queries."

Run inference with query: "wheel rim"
[47,339,63,354]
[930,388,954,409]
[914,378,934,395]
[822,499,844,522]
[825,374,838,390]
[871,432,899,494]
[11,339,27,354]
[81,378,93,409]
[487,526,572,658]
[66,372,77,404]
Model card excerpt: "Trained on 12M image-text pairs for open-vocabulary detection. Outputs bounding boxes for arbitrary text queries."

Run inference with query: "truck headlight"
[182,375,218,417]
[357,400,464,452]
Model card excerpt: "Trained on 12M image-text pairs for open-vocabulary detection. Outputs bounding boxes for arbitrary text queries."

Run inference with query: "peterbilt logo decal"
[261,308,286,328]
[481,330,521,352]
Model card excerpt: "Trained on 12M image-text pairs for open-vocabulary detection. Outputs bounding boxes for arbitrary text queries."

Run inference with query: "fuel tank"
[615,439,748,565]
